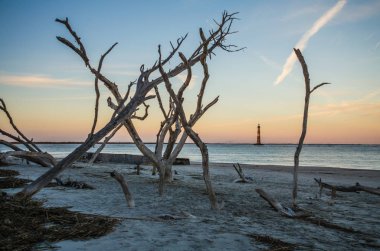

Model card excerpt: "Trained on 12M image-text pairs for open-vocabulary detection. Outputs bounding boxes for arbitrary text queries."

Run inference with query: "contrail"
[274,0,347,85]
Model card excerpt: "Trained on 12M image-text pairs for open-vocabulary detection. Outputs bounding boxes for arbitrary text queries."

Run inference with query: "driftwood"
[255,188,296,217]
[0,99,56,168]
[0,150,57,167]
[0,98,42,153]
[256,188,362,234]
[232,163,253,183]
[110,171,135,208]
[292,49,330,207]
[314,178,380,197]
[88,124,123,165]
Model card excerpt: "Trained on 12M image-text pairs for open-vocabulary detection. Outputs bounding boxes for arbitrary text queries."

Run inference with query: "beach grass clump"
[0,194,119,251]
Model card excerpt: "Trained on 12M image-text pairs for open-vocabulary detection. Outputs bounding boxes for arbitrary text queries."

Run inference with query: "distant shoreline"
[6,142,379,146]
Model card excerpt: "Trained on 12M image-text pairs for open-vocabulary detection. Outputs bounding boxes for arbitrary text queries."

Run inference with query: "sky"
[0,0,379,144]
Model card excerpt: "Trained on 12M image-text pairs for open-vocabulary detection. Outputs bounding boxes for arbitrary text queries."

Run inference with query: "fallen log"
[0,151,57,167]
[255,188,296,217]
[314,178,380,197]
[110,171,134,208]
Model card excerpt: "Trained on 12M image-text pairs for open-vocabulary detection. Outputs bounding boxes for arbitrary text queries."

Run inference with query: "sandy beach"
[1,161,380,250]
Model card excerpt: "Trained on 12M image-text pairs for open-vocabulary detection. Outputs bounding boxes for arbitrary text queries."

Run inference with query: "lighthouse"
[255,123,263,145]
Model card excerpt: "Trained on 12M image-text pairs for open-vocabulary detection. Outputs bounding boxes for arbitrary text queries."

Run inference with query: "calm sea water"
[2,143,379,170]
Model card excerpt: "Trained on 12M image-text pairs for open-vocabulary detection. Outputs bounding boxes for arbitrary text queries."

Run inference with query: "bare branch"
[131,102,150,121]
[0,139,23,151]
[0,98,41,152]
[56,19,122,102]
[55,18,89,66]
[0,129,34,152]
[154,85,168,120]
[90,43,118,135]
[311,82,331,94]
[107,97,118,110]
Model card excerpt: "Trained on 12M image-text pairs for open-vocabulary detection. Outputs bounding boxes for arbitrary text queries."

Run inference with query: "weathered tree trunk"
[88,124,122,165]
[158,165,166,196]
[111,171,135,208]
[183,125,218,209]
[16,97,144,198]
[292,48,330,207]
[164,164,173,182]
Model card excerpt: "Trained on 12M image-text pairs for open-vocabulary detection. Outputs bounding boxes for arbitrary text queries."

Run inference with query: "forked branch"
[292,48,330,207]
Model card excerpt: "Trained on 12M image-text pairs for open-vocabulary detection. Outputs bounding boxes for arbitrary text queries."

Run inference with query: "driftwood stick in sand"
[292,48,330,207]
[110,171,135,208]
[233,163,247,182]
[314,178,380,196]
[255,188,295,217]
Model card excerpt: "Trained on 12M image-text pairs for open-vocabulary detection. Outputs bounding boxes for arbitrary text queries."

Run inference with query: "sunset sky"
[0,0,379,144]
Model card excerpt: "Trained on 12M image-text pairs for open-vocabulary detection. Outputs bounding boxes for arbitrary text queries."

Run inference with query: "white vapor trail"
[274,0,347,85]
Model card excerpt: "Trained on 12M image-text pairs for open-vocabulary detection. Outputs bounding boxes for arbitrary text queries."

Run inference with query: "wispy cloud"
[375,41,380,50]
[269,88,380,122]
[259,55,280,69]
[336,1,380,24]
[280,5,322,22]
[274,0,347,85]
[0,73,92,88]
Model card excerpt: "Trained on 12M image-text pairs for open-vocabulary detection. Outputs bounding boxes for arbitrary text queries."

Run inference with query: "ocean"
[2,143,379,170]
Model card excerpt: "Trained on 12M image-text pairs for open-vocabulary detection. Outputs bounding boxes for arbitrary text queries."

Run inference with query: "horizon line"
[4,141,379,146]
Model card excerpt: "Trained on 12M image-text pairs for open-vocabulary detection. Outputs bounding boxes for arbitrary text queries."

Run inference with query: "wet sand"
[2,162,380,250]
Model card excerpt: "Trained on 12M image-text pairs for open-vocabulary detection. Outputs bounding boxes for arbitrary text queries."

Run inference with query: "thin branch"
[55,18,89,66]
[0,129,35,152]
[0,98,41,152]
[131,102,150,120]
[310,82,331,94]
[154,85,168,120]
[90,43,118,135]
[0,139,23,151]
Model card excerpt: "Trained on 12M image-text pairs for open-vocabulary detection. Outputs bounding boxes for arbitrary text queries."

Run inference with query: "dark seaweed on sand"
[0,194,119,251]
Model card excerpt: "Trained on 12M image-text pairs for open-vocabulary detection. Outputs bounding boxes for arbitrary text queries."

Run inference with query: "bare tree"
[59,12,239,199]
[16,11,239,199]
[0,98,56,167]
[292,48,330,207]
[158,29,222,209]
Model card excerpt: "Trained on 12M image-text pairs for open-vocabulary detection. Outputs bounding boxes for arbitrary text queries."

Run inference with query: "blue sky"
[0,0,379,143]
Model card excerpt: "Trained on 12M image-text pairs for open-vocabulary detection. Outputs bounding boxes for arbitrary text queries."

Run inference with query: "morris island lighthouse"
[254,123,263,146]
